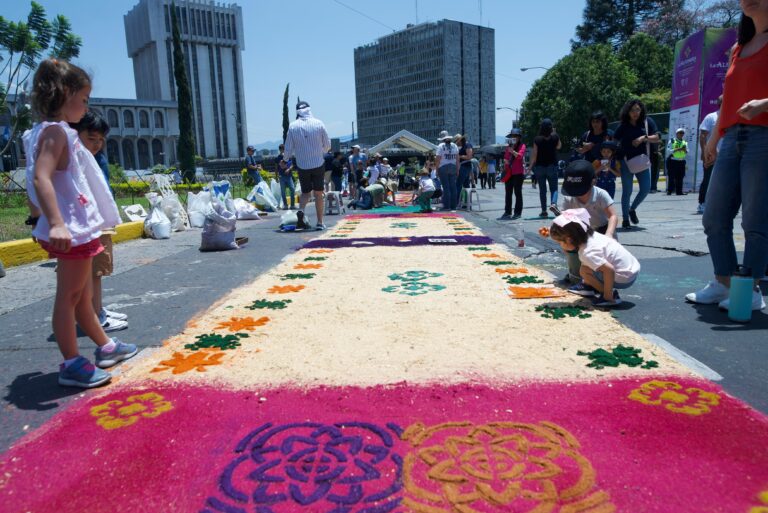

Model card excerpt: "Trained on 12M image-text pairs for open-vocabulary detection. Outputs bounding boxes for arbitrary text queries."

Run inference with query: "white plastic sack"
[121,204,148,222]
[209,180,236,213]
[187,191,211,228]
[143,205,171,239]
[233,198,261,220]
[270,179,282,205]
[160,196,186,232]
[247,181,279,212]
[200,201,238,251]
[280,210,299,226]
[295,179,302,196]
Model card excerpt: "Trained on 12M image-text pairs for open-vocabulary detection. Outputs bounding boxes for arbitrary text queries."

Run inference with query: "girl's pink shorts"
[39,237,104,260]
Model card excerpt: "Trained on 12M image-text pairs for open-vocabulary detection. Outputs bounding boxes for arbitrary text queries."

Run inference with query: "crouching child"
[550,208,640,307]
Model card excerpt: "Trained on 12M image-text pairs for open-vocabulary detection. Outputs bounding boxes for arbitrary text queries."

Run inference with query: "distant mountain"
[250,140,282,151]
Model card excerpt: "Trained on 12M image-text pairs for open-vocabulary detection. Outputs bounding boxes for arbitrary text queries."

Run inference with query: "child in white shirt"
[550,208,640,307]
[412,169,436,213]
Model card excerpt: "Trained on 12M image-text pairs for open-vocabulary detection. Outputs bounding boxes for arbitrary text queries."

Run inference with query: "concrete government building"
[124,0,248,160]
[354,20,495,147]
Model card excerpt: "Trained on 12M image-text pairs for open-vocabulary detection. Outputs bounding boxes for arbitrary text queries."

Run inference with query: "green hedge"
[111,182,205,196]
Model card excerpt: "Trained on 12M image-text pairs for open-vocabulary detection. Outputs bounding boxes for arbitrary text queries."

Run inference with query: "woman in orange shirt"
[686,0,768,312]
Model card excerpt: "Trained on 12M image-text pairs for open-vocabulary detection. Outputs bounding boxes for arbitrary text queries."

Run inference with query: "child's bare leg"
[580,266,604,294]
[53,259,91,359]
[75,272,110,347]
[92,275,102,316]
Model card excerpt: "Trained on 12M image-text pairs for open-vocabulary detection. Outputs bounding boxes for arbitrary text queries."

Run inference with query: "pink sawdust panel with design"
[1,378,767,513]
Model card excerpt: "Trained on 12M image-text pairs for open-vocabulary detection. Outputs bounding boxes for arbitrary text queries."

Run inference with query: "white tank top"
[24,121,121,246]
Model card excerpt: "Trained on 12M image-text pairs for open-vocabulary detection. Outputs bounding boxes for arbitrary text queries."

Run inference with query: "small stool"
[325,191,345,215]
[461,187,482,211]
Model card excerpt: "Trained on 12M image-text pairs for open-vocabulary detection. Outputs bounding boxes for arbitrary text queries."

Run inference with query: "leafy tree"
[638,89,672,113]
[170,2,196,182]
[0,2,81,155]
[639,0,740,47]
[282,83,289,143]
[520,45,637,146]
[572,0,661,49]
[617,33,674,94]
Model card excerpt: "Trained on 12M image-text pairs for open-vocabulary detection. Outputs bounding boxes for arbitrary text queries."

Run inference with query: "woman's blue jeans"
[279,175,295,208]
[438,166,458,210]
[702,125,768,279]
[533,165,558,211]
[618,160,651,219]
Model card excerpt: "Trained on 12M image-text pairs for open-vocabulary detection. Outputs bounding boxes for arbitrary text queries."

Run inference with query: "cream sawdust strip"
[116,240,694,388]
[316,217,480,239]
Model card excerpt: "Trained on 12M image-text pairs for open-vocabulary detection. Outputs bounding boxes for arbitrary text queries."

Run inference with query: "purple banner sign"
[700,28,737,122]
[671,30,705,110]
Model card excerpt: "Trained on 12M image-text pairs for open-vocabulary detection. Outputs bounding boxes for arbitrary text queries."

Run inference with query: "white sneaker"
[685,281,729,304]
[718,291,767,311]
[101,317,128,332]
[102,308,127,321]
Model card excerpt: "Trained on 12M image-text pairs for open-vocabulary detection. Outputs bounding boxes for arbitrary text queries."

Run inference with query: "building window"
[139,110,149,128]
[123,110,135,128]
[106,139,120,165]
[154,111,165,129]
[108,109,119,128]
[137,139,150,169]
[152,138,164,165]
[122,139,136,169]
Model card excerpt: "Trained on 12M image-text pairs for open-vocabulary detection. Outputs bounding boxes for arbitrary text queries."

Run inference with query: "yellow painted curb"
[0,221,145,268]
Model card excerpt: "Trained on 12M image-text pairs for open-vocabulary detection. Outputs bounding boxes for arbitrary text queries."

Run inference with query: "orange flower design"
[294,264,323,270]
[495,267,529,274]
[402,421,615,513]
[151,350,225,374]
[267,285,305,294]
[215,316,270,332]
[508,286,565,299]
[473,253,501,258]
[90,392,173,430]
[309,249,334,254]
[628,380,721,416]
[539,227,550,237]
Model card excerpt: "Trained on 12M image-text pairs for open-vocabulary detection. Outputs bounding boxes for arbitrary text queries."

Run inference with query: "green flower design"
[390,222,418,229]
[382,270,446,296]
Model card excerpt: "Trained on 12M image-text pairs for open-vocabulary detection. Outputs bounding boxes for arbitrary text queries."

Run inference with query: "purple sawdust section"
[346,213,458,220]
[302,235,494,249]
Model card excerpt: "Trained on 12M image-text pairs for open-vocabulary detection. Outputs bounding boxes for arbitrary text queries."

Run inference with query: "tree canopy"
[520,45,637,145]
[617,33,674,94]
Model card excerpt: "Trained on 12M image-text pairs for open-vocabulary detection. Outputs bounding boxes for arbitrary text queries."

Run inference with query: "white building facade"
[124,0,247,159]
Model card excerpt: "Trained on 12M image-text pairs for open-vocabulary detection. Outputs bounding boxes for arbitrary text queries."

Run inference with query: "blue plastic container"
[728,266,753,323]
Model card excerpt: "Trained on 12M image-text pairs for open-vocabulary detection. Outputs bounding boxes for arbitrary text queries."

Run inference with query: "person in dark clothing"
[575,111,609,163]
[530,119,562,218]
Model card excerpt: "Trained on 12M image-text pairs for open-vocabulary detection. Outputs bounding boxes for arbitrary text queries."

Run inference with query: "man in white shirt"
[283,100,331,230]
[697,96,721,214]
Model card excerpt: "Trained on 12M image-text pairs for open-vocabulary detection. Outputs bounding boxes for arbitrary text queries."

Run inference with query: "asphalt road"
[1,183,765,453]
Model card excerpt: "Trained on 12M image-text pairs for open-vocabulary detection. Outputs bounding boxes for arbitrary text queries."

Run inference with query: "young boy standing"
[559,160,619,294]
[71,110,128,332]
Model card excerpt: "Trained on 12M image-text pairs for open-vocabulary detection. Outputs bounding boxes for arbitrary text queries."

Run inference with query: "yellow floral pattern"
[628,380,721,416]
[90,392,173,430]
[401,421,615,513]
[749,489,768,513]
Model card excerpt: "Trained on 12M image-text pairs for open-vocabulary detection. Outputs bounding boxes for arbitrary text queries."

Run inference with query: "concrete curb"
[0,221,144,268]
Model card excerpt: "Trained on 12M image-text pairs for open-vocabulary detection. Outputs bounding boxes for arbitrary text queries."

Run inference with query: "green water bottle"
[728,266,753,323]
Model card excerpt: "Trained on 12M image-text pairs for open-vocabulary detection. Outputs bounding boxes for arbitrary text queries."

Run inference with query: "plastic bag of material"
[233,198,261,220]
[143,203,172,239]
[270,179,282,204]
[247,181,279,212]
[280,210,298,226]
[200,200,238,251]
[187,191,211,228]
[209,180,236,212]
[161,196,186,231]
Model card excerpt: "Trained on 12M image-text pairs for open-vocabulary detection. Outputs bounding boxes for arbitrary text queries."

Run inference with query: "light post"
[520,66,551,72]
[496,106,520,130]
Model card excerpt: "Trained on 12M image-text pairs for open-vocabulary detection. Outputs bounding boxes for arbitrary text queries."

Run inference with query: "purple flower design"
[202,422,403,513]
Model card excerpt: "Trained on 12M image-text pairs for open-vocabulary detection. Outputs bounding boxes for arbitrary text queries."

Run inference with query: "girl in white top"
[25,59,137,388]
[549,208,641,307]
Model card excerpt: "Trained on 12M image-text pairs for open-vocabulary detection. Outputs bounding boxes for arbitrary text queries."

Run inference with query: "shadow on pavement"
[692,303,768,331]
[4,372,81,411]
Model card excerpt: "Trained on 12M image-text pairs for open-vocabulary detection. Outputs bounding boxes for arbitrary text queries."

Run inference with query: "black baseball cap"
[562,160,594,197]
[296,100,310,110]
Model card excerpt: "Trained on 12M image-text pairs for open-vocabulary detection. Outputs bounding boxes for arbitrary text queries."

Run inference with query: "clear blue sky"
[4,0,585,144]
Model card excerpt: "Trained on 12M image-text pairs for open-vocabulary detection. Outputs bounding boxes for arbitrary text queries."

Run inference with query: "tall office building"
[354,20,495,146]
[124,0,247,159]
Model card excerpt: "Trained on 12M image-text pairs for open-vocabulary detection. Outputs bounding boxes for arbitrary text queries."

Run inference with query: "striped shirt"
[284,116,331,169]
